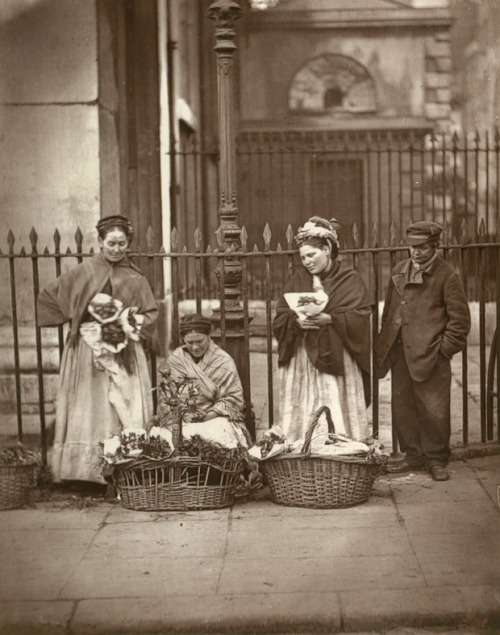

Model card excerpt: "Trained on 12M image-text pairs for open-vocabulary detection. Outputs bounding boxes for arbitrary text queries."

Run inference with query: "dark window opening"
[324,87,344,108]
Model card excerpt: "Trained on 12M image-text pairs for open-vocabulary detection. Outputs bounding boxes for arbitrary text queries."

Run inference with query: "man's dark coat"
[375,256,470,381]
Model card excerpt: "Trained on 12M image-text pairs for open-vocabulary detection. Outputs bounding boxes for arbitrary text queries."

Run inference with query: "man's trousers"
[390,340,451,467]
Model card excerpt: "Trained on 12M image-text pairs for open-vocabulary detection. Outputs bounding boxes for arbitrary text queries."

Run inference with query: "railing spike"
[206,245,212,254]
[170,227,179,250]
[277,242,282,252]
[146,225,155,251]
[182,245,187,253]
[478,218,486,240]
[389,221,396,247]
[89,246,95,254]
[460,219,468,242]
[74,227,83,251]
[253,244,260,252]
[159,245,166,255]
[352,222,359,248]
[215,225,223,249]
[66,247,72,255]
[371,222,379,248]
[285,224,294,248]
[20,246,27,256]
[263,223,272,249]
[194,227,202,251]
[7,230,15,249]
[53,229,61,250]
[43,246,50,255]
[29,227,38,251]
[442,218,450,245]
[240,226,248,251]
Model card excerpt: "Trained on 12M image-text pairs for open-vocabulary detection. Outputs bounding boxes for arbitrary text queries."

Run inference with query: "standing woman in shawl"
[157,313,252,447]
[37,215,158,484]
[273,216,372,443]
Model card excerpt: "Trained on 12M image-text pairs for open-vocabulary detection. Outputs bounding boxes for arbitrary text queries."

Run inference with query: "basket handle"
[301,406,335,458]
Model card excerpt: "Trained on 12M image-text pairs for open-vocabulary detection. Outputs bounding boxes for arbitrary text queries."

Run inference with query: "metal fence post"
[208,0,255,439]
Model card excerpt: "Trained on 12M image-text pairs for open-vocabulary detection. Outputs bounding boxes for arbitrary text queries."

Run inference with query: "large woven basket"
[113,455,243,511]
[0,463,37,510]
[261,406,385,509]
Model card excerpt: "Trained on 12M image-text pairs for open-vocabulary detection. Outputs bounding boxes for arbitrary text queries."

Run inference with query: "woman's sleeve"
[137,279,160,352]
[328,270,372,373]
[36,276,70,327]
[272,281,303,367]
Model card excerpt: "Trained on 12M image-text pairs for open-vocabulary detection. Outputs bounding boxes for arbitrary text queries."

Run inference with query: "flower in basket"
[103,428,148,464]
[103,427,175,464]
[82,293,145,355]
[248,425,288,461]
[0,442,41,467]
[155,367,205,426]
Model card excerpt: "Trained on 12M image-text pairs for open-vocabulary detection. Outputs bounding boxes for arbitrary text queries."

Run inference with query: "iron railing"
[173,129,500,254]
[1,224,499,465]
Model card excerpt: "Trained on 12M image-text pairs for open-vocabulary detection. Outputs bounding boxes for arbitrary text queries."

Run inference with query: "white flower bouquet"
[103,427,174,464]
[284,290,328,320]
[81,293,145,355]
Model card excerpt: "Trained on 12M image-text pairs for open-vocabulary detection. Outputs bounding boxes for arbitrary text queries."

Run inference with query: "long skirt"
[50,338,153,484]
[278,340,369,447]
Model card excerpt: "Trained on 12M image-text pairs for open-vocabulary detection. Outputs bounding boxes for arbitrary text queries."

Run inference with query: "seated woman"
[157,313,252,447]
[273,216,372,444]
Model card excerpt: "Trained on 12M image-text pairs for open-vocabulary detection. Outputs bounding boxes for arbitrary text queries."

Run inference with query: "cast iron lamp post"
[208,0,254,438]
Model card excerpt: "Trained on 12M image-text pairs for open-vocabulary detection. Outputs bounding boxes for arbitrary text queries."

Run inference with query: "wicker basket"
[113,455,243,511]
[261,406,385,509]
[0,463,37,510]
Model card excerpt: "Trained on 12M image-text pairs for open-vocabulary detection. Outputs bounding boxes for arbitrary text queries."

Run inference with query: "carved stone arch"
[288,54,377,114]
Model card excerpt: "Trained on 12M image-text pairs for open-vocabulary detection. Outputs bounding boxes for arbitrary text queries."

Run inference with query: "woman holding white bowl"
[272,216,372,444]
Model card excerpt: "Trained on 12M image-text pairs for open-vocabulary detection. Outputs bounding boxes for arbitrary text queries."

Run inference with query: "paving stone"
[0,600,73,634]
[341,585,499,632]
[395,500,500,534]
[218,554,424,595]
[60,556,221,599]
[71,593,342,634]
[226,526,411,560]
[0,505,110,530]
[86,519,227,559]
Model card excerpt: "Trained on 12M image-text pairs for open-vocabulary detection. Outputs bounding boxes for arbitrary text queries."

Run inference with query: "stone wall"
[0,0,101,325]
[424,30,453,130]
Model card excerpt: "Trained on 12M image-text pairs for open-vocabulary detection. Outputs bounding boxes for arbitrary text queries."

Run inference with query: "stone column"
[208,0,254,439]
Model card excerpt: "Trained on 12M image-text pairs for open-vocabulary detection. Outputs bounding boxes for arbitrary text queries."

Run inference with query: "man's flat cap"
[406,221,443,245]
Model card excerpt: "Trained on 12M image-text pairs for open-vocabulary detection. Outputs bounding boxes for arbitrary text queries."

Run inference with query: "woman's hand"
[298,312,332,330]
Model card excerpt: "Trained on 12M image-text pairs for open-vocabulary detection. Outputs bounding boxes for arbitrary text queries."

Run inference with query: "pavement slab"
[0,600,73,635]
[217,554,425,595]
[340,585,500,632]
[72,593,342,634]
[0,453,499,634]
[60,556,222,600]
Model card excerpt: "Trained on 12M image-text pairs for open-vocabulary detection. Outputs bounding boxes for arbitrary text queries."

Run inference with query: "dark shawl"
[273,261,372,380]
[36,253,159,351]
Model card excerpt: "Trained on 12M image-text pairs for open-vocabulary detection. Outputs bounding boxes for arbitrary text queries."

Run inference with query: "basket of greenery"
[0,443,40,510]
[110,433,248,511]
[103,369,250,511]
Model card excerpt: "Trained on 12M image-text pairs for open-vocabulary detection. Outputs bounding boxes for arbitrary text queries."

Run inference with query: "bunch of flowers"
[82,293,144,355]
[155,366,204,424]
[0,442,41,466]
[103,427,174,464]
